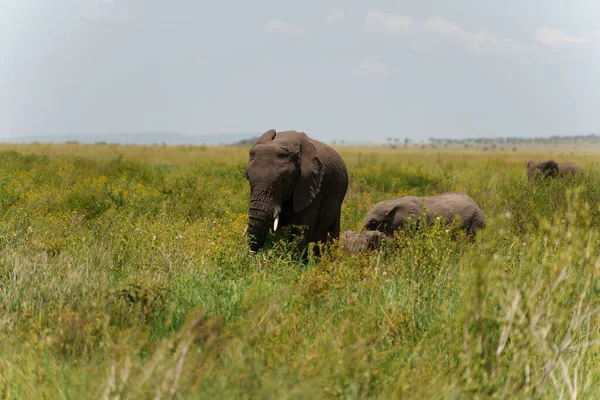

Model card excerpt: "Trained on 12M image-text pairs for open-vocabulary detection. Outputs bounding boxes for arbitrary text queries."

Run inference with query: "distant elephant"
[527,160,583,180]
[341,230,387,254]
[245,129,348,255]
[363,191,486,237]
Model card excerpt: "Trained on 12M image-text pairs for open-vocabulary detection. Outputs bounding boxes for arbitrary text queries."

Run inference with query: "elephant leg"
[307,213,341,258]
[327,213,341,241]
[464,215,479,241]
[306,227,326,259]
[285,225,311,261]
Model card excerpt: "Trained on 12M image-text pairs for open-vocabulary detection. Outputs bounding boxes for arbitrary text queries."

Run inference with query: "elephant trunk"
[247,195,280,252]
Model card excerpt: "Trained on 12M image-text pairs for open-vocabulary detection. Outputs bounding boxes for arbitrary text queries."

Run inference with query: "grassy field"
[2,142,600,398]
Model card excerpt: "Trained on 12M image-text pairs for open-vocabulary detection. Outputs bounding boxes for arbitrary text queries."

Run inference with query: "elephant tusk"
[273,215,279,232]
[242,226,248,237]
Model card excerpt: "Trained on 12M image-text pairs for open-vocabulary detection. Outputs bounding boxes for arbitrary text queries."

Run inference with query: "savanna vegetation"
[2,142,600,398]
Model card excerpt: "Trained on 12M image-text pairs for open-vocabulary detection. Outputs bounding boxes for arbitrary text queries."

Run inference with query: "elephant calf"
[341,230,387,254]
[363,191,486,237]
[527,160,583,180]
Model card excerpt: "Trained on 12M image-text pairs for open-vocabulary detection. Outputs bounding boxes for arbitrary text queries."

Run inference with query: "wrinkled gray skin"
[342,230,387,254]
[527,160,583,180]
[363,191,486,237]
[245,129,348,255]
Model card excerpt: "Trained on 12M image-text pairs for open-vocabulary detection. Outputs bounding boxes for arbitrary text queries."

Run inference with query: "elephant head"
[245,129,324,251]
[527,160,559,180]
[362,197,422,236]
[342,230,387,254]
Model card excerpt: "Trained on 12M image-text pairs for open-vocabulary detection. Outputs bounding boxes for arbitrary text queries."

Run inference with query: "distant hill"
[228,137,259,147]
[0,132,259,146]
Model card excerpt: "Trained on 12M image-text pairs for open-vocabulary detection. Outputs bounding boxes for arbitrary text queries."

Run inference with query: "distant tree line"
[383,133,600,150]
[427,133,600,145]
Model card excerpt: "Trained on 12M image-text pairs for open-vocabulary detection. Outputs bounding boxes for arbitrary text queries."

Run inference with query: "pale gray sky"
[2,0,600,142]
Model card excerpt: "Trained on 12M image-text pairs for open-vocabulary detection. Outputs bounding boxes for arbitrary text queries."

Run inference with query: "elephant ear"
[255,129,277,145]
[386,206,402,226]
[543,160,559,174]
[293,134,324,212]
[387,201,421,228]
[542,160,560,176]
[545,160,558,168]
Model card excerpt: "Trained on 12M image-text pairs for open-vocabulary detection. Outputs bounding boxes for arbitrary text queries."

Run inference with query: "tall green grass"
[1,145,600,398]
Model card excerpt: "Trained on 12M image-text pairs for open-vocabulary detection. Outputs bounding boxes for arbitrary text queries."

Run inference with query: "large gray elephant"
[363,191,486,237]
[245,129,348,255]
[341,230,387,254]
[527,160,583,180]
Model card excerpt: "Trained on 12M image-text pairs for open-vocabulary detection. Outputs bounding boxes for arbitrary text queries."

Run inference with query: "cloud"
[423,16,516,51]
[366,10,413,34]
[364,12,517,53]
[535,26,600,46]
[327,10,345,23]
[263,18,305,36]
[358,60,390,75]
[77,0,127,21]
